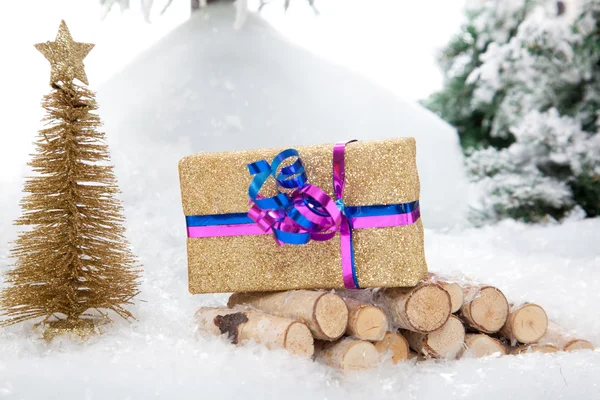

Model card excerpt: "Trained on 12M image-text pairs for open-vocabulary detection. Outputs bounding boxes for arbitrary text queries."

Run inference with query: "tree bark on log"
[499,303,548,345]
[460,334,507,358]
[314,337,379,371]
[374,331,410,364]
[459,285,509,333]
[403,315,465,360]
[228,290,348,341]
[539,322,594,351]
[426,273,464,314]
[343,298,387,341]
[195,307,314,357]
[378,283,451,333]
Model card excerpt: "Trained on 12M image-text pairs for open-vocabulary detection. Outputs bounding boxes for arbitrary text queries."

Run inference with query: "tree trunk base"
[41,317,106,342]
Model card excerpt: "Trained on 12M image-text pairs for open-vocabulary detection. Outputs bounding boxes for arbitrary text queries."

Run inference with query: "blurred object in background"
[92,0,466,102]
[105,0,319,17]
[426,0,600,224]
[557,0,567,15]
[257,0,319,14]
[98,2,468,229]
[100,0,131,18]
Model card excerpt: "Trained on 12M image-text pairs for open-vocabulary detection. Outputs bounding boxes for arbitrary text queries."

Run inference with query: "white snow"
[0,2,599,399]
[0,213,598,399]
[256,0,467,102]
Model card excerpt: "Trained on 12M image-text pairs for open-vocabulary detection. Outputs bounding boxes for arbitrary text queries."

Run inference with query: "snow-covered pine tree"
[424,0,538,150]
[427,0,600,222]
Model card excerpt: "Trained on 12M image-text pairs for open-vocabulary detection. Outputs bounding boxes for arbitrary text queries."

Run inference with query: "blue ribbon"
[186,201,420,227]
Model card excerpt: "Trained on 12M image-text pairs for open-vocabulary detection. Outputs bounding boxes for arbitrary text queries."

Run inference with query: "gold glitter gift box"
[179,138,427,294]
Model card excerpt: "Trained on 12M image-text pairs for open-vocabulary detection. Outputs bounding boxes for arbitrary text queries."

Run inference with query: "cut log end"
[404,315,465,360]
[424,315,465,359]
[406,284,452,333]
[315,338,379,371]
[314,293,349,340]
[285,322,315,357]
[342,341,379,371]
[351,305,387,341]
[501,303,548,344]
[440,282,464,314]
[374,331,410,364]
[564,339,594,352]
[462,286,509,333]
[461,334,507,358]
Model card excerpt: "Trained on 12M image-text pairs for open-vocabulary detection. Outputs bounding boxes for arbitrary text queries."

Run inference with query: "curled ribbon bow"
[247,142,360,288]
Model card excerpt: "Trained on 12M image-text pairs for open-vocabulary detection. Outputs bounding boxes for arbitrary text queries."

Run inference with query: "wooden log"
[426,273,464,314]
[195,307,314,357]
[459,285,509,334]
[314,337,379,371]
[461,334,507,358]
[499,303,548,345]
[511,344,559,355]
[373,331,410,364]
[343,298,387,341]
[378,283,451,333]
[441,283,464,314]
[539,322,595,352]
[564,340,595,351]
[228,290,348,341]
[403,315,465,360]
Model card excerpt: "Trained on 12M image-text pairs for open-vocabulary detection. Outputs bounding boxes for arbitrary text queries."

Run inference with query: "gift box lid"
[179,138,419,216]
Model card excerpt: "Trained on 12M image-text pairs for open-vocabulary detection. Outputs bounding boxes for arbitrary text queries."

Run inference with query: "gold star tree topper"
[35,20,95,86]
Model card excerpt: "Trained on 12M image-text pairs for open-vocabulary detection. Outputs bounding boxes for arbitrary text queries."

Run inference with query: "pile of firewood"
[195,273,595,371]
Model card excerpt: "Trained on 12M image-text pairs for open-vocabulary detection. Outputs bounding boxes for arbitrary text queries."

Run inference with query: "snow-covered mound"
[97,3,467,229]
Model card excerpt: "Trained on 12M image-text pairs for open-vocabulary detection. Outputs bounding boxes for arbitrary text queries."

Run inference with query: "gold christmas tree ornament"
[34,20,94,85]
[0,21,141,337]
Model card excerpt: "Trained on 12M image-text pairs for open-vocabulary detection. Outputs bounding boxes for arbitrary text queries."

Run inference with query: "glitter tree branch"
[0,21,141,329]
